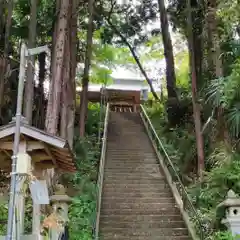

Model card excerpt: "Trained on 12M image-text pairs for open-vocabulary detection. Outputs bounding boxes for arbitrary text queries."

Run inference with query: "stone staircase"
[99,111,191,240]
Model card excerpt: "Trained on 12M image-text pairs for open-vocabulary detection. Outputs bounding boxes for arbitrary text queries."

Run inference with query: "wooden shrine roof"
[83,89,141,104]
[0,119,76,173]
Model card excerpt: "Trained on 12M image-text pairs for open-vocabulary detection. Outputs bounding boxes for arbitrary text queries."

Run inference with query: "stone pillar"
[218,189,240,236]
[50,185,72,240]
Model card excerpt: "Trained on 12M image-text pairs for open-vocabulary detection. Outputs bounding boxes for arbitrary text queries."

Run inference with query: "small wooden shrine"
[0,117,76,240]
[79,87,145,112]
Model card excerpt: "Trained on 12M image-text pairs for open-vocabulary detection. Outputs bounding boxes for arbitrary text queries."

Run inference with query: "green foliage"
[68,104,102,239]
[145,101,240,239]
[188,150,240,235]
[12,0,55,41]
[0,204,8,234]
[206,58,240,137]
[175,50,190,95]
[140,36,164,62]
[209,231,239,240]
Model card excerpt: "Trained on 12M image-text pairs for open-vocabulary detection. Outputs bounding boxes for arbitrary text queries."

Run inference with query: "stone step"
[104,165,160,171]
[99,235,190,240]
[104,172,165,179]
[105,155,155,158]
[103,187,170,194]
[105,163,160,168]
[106,151,155,154]
[101,197,175,203]
[103,174,165,180]
[98,112,191,240]
[100,228,189,237]
[100,214,184,222]
[103,178,165,184]
[103,182,169,189]
[101,202,179,211]
[100,220,186,229]
[105,161,158,166]
[108,129,145,132]
[106,147,153,150]
[102,191,173,198]
[105,160,158,164]
[101,207,181,215]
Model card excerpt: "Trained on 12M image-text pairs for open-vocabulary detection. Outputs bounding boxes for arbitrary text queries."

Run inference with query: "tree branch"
[101,1,160,101]
[107,19,160,101]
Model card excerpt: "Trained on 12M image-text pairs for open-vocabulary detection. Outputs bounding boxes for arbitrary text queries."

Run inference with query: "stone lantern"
[218,189,240,236]
[49,184,72,240]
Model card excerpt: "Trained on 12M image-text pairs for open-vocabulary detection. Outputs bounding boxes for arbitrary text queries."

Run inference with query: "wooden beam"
[44,144,58,168]
[32,153,52,162]
[3,150,11,158]
[0,140,45,151]
[50,148,69,157]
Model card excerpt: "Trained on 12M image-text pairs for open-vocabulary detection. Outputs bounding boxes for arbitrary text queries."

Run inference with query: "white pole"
[6,42,27,240]
[6,43,49,240]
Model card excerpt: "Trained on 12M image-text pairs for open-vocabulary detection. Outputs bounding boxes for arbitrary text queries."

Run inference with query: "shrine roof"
[0,118,76,173]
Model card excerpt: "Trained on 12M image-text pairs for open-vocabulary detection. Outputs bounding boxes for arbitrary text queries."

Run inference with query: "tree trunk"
[207,0,230,145]
[34,52,46,129]
[44,0,71,195]
[187,0,205,178]
[79,0,94,137]
[67,0,79,147]
[45,0,70,135]
[0,0,13,121]
[24,0,38,125]
[3,0,13,56]
[60,21,71,139]
[50,0,61,77]
[207,0,223,77]
[60,0,78,148]
[0,0,6,45]
[158,0,178,100]
[191,0,204,87]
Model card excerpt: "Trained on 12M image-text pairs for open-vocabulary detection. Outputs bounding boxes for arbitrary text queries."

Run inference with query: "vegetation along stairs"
[95,105,201,240]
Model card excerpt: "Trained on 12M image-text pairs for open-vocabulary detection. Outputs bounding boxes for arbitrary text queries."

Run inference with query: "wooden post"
[31,168,44,238]
[16,141,28,237]
[133,104,137,112]
[32,200,41,236]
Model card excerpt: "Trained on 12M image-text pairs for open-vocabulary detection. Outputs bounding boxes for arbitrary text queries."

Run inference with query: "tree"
[45,0,71,135]
[0,0,14,123]
[187,0,205,177]
[158,0,178,100]
[24,0,38,124]
[79,0,95,137]
[60,0,79,147]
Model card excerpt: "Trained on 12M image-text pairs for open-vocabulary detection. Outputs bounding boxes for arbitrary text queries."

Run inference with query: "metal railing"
[140,104,204,240]
[94,103,110,240]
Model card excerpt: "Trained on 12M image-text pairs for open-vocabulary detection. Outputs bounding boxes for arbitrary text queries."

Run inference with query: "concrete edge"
[140,112,199,240]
